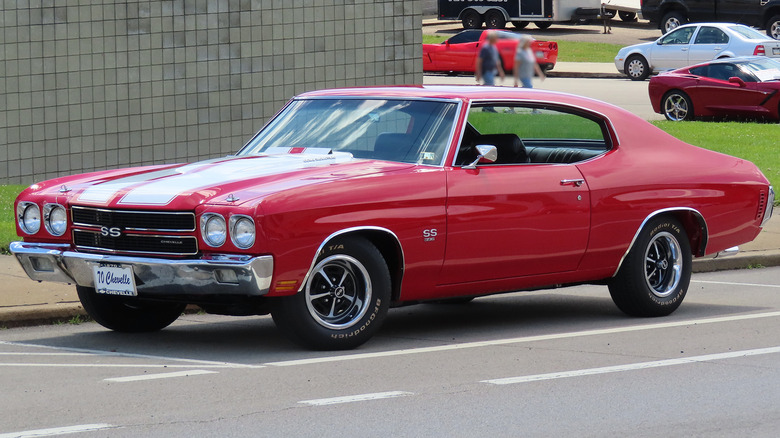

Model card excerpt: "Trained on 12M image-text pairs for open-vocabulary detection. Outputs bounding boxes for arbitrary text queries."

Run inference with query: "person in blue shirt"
[475,31,505,85]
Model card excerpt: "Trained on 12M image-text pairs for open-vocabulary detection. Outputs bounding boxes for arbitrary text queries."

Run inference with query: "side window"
[660,27,695,45]
[689,65,708,77]
[705,63,742,81]
[456,105,610,166]
[447,30,481,45]
[694,27,729,45]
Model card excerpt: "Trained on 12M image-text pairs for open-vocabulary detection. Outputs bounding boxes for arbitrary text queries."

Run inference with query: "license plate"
[93,263,137,296]
[535,51,544,59]
[774,48,780,55]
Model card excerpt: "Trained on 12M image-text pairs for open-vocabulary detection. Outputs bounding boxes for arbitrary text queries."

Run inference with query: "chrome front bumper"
[10,242,273,296]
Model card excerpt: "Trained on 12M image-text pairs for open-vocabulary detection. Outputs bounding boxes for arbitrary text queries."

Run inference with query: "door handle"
[560,179,585,187]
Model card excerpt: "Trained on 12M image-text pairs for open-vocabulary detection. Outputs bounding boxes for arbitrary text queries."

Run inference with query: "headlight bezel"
[200,213,227,247]
[43,203,68,236]
[17,202,42,235]
[230,215,256,249]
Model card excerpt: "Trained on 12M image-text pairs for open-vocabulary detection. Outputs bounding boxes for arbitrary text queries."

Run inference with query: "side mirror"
[728,76,746,87]
[445,40,450,46]
[463,145,498,169]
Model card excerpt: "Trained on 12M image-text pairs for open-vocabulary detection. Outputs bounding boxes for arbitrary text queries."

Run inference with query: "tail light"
[754,45,765,56]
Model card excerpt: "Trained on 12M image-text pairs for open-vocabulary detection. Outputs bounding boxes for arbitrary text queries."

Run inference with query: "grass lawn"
[421,35,621,63]
[0,185,25,254]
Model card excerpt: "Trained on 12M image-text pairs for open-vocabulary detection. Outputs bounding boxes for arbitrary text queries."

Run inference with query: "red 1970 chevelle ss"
[11,86,774,350]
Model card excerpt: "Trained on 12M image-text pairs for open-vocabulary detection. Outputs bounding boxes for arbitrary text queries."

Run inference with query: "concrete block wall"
[0,0,423,184]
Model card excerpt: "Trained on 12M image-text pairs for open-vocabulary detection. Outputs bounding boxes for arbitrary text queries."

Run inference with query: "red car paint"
[423,30,558,73]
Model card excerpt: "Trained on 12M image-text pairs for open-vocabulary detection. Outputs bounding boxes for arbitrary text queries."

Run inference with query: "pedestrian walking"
[475,31,504,86]
[513,35,545,88]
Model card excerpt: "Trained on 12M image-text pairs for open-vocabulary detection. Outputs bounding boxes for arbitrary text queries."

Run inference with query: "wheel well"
[487,7,510,21]
[319,228,405,302]
[765,8,780,25]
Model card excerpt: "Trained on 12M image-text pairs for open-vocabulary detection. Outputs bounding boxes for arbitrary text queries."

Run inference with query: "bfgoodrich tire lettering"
[608,217,692,317]
[76,286,185,332]
[271,236,391,350]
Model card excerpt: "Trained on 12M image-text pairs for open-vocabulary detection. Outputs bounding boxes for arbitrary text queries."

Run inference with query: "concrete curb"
[545,70,625,79]
[692,250,780,273]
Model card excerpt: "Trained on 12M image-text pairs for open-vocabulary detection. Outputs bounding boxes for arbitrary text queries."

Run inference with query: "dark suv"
[641,0,780,39]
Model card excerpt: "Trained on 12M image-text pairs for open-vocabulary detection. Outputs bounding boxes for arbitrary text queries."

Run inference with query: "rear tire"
[462,10,482,29]
[271,237,391,350]
[76,286,185,332]
[484,10,506,29]
[662,90,694,121]
[768,15,780,40]
[661,11,685,34]
[512,21,529,29]
[619,11,637,22]
[625,54,650,80]
[609,217,692,317]
[535,21,552,30]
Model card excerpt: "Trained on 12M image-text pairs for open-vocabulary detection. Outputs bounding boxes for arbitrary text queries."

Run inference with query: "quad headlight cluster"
[17,202,67,236]
[200,213,255,249]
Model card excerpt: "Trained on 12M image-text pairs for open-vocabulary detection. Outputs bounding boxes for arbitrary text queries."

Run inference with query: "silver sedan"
[615,22,780,80]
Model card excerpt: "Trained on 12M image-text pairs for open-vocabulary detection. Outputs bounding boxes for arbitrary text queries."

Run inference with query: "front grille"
[73,230,198,256]
[72,206,195,232]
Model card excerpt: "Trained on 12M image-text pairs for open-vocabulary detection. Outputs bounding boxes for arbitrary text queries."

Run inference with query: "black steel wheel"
[535,21,552,30]
[625,54,650,80]
[768,15,780,40]
[461,10,482,29]
[484,10,506,29]
[662,90,694,121]
[271,236,391,350]
[661,11,685,34]
[609,217,692,317]
[512,21,529,29]
[76,286,185,332]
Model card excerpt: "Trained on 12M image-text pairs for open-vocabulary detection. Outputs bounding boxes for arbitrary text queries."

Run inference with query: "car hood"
[40,152,414,210]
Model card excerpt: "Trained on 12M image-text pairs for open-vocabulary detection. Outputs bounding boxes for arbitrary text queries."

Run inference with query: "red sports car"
[12,86,774,350]
[423,30,558,73]
[649,56,780,121]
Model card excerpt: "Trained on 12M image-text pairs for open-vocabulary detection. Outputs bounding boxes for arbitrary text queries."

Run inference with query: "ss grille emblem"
[100,226,122,238]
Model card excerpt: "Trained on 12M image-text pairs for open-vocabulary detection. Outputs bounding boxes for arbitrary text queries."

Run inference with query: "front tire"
[609,217,692,317]
[767,15,780,40]
[625,54,650,80]
[662,90,694,121]
[461,10,482,30]
[271,237,391,350]
[619,11,637,22]
[76,286,185,332]
[661,11,685,34]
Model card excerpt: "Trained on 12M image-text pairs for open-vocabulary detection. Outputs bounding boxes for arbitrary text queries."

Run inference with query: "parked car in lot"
[11,86,774,350]
[615,22,780,80]
[423,30,558,73]
[640,0,780,38]
[649,56,780,121]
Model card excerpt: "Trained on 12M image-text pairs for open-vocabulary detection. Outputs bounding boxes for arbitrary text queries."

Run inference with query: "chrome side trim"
[612,207,708,277]
[298,226,405,293]
[762,186,774,227]
[10,241,273,296]
[712,246,739,259]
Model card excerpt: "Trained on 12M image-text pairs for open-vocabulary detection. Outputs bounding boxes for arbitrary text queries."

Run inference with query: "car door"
[434,31,483,71]
[440,104,601,285]
[687,63,766,114]
[688,26,729,64]
[651,26,697,70]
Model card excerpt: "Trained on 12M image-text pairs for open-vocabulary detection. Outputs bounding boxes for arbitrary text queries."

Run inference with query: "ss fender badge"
[423,228,437,242]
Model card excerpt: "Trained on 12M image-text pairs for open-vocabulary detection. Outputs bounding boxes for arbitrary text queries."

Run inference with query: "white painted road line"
[265,311,780,367]
[0,363,246,369]
[483,346,780,385]
[0,423,115,438]
[299,391,413,406]
[104,369,218,382]
[692,280,780,288]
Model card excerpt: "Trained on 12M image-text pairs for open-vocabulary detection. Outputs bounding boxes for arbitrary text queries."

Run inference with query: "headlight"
[230,215,255,249]
[44,204,68,236]
[201,213,227,247]
[17,202,41,234]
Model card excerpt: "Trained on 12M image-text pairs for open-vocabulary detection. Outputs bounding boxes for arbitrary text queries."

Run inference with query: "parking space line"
[0,423,115,438]
[0,340,264,369]
[482,346,780,385]
[692,280,780,288]
[104,369,218,382]
[299,391,413,406]
[265,311,780,367]
[0,363,249,369]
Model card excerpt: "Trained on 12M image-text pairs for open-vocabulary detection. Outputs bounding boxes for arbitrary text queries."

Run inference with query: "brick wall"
[0,0,423,184]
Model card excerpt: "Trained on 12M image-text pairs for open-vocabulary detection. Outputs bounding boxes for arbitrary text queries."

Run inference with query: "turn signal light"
[754,45,765,56]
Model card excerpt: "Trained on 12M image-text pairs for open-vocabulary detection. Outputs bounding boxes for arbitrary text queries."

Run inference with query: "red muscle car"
[12,86,774,350]
[423,30,558,73]
[649,56,780,121]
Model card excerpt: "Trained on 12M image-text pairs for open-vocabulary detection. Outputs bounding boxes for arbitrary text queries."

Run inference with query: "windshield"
[728,25,768,40]
[739,58,780,81]
[239,98,458,165]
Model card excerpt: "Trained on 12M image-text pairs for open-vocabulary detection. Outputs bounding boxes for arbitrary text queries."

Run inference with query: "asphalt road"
[1,267,779,437]
[423,74,664,120]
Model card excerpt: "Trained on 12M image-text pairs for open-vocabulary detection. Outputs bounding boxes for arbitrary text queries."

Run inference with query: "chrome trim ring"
[43,203,68,236]
[17,202,41,235]
[305,254,372,330]
[200,213,227,248]
[644,231,683,298]
[229,214,256,249]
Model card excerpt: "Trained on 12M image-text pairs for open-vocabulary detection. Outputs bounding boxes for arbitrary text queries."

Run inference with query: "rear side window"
[694,27,729,44]
[456,105,610,166]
